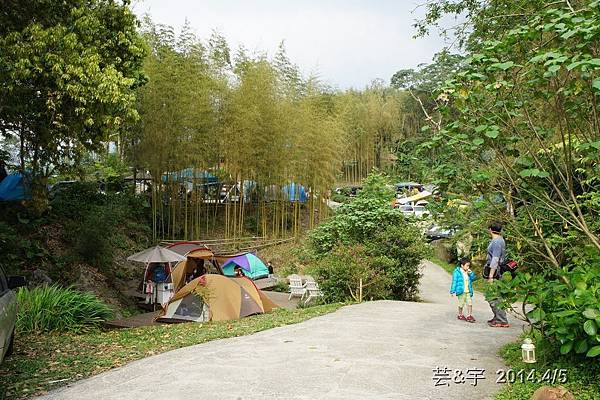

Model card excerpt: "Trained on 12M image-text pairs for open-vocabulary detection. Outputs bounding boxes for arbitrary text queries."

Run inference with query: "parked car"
[425,224,457,241]
[398,203,430,219]
[0,267,26,363]
[334,186,362,197]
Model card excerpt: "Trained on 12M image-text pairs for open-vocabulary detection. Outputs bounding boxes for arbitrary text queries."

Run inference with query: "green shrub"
[307,172,429,302]
[490,263,600,359]
[330,193,350,204]
[310,172,402,254]
[16,285,114,333]
[308,244,394,302]
[367,224,431,300]
[72,207,118,269]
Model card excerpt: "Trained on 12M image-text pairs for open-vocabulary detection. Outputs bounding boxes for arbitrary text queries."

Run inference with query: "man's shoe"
[466,315,476,323]
[458,314,467,321]
[488,321,510,328]
[487,318,495,323]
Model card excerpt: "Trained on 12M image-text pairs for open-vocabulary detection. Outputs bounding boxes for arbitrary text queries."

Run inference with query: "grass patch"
[16,285,114,334]
[494,340,600,400]
[0,303,343,399]
[429,257,486,292]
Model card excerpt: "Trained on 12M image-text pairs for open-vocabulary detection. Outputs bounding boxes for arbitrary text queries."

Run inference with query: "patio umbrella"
[127,245,186,264]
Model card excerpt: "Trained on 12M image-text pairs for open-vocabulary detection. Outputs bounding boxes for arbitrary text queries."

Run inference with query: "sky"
[131,0,450,90]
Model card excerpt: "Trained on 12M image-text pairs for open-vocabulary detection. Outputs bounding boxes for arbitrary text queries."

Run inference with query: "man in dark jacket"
[486,221,509,327]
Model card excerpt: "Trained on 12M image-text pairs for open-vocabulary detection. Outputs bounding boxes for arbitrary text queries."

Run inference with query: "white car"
[0,267,25,363]
[398,203,430,219]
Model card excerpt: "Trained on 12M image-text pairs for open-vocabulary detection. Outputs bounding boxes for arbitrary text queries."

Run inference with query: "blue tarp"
[282,183,307,202]
[0,173,30,201]
[162,169,218,184]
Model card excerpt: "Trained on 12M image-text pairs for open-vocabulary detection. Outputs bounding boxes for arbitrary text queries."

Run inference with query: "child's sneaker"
[457,314,467,321]
[466,315,476,323]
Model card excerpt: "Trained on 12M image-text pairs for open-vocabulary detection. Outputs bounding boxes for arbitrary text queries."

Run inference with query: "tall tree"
[0,0,146,211]
[415,0,600,271]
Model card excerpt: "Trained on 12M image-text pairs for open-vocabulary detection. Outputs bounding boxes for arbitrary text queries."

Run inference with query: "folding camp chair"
[287,274,306,300]
[303,277,324,305]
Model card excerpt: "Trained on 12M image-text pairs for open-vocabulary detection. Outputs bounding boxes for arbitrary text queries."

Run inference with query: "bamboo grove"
[125,21,410,241]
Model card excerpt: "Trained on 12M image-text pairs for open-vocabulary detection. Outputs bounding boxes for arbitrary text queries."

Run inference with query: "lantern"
[521,338,536,363]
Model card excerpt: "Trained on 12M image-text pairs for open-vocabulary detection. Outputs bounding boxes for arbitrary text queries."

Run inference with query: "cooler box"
[156,282,174,305]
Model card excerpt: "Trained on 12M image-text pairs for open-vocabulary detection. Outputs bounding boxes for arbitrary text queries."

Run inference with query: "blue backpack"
[153,266,168,282]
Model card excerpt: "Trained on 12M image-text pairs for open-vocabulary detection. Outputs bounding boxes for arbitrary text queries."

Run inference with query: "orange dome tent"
[157,274,277,323]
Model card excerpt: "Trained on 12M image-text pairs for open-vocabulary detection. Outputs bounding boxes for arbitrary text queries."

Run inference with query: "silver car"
[0,266,25,363]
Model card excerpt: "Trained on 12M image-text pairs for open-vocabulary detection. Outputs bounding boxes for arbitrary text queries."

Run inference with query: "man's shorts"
[457,293,473,307]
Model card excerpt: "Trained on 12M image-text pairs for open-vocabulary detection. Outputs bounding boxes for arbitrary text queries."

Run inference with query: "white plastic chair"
[303,278,324,305]
[287,274,306,300]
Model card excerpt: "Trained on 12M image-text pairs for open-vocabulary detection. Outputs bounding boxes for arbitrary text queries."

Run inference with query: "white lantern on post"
[521,338,536,363]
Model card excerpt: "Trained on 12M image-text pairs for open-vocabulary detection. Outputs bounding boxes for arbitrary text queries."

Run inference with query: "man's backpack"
[483,260,518,280]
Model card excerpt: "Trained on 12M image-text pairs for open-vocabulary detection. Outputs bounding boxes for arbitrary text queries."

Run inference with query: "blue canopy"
[0,173,30,201]
[282,183,307,202]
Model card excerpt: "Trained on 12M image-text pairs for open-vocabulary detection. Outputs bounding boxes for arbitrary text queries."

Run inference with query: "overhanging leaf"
[586,345,600,357]
[574,339,589,354]
[583,309,600,319]
[560,341,573,355]
[584,320,597,336]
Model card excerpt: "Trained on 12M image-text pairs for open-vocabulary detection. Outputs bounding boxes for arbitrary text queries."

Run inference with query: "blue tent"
[221,253,270,280]
[0,173,30,201]
[282,183,307,202]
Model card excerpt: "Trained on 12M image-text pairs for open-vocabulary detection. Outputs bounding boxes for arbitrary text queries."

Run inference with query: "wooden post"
[359,278,363,303]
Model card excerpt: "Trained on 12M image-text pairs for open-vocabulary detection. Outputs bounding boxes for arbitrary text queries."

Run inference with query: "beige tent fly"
[157,274,277,323]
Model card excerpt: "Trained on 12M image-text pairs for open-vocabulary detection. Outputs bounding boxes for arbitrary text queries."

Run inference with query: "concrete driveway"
[38,261,524,400]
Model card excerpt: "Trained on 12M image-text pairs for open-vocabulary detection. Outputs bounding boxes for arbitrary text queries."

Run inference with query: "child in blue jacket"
[450,258,477,323]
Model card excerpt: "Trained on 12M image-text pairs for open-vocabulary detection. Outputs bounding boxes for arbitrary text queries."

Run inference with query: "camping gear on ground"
[155,282,173,304]
[0,173,30,201]
[157,274,277,322]
[128,246,186,306]
[153,264,168,282]
[222,253,270,280]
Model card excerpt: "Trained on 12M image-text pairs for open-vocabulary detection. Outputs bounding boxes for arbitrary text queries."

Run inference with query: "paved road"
[38,261,524,400]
